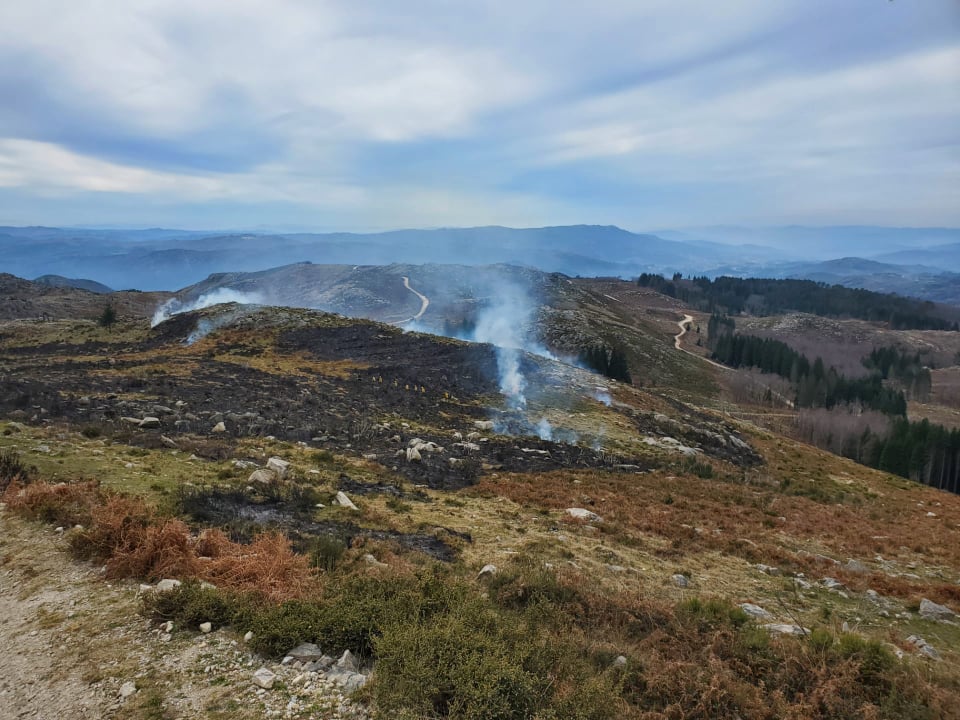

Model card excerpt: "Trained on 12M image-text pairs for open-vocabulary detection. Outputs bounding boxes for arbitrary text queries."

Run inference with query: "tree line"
[579,345,632,383]
[849,420,960,494]
[637,274,959,331]
[862,346,932,401]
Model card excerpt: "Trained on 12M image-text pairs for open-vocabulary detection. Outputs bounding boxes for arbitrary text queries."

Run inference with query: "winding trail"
[675,313,795,408]
[400,276,430,323]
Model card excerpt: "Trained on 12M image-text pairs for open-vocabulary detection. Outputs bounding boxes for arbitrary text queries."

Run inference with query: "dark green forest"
[638,273,959,331]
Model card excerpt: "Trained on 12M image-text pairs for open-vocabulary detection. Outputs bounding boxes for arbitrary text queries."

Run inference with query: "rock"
[139,417,161,429]
[286,643,325,662]
[565,507,602,522]
[671,574,689,588]
[919,598,956,622]
[473,420,495,431]
[248,469,276,484]
[155,578,182,593]
[305,656,335,672]
[121,416,142,425]
[160,435,179,449]
[199,622,212,634]
[266,457,291,478]
[252,667,276,689]
[740,603,773,619]
[454,442,481,452]
[906,635,940,660]
[211,421,226,433]
[612,655,627,668]
[364,554,388,568]
[405,446,421,462]
[755,564,781,576]
[326,669,367,692]
[244,631,254,643]
[336,649,359,673]
[334,491,359,511]
[477,564,498,580]
[821,577,846,591]
[844,559,868,574]
[763,623,809,636]
[118,681,137,699]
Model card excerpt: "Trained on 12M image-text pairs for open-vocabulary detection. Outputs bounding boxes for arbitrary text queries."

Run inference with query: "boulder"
[248,469,276,484]
[763,623,809,636]
[473,420,495,431]
[139,417,161,429]
[671,574,689,588]
[286,642,325,662]
[364,554,388,568]
[919,598,956,622]
[266,457,290,478]
[252,667,276,690]
[755,564,781,576]
[906,634,940,660]
[612,655,628,668]
[405,446,421,463]
[118,681,137,699]
[336,649,359,673]
[477,564,498,580]
[211,421,226,433]
[334,491,358,511]
[155,578,182,593]
[565,508,602,522]
[199,622,212,634]
[740,603,773,619]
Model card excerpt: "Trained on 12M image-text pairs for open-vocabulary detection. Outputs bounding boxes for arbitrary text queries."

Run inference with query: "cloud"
[0,0,957,228]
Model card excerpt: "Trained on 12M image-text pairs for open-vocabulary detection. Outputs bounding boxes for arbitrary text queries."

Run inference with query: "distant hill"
[33,275,113,294]
[0,273,170,321]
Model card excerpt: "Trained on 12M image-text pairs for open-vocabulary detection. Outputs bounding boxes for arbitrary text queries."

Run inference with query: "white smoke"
[536,417,553,440]
[592,389,612,407]
[151,288,264,327]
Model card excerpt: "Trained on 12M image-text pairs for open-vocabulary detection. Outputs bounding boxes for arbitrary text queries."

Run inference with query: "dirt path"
[674,314,729,370]
[401,276,429,322]
[0,507,365,720]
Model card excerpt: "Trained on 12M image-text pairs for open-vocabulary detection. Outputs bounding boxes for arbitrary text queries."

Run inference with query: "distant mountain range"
[3,224,959,305]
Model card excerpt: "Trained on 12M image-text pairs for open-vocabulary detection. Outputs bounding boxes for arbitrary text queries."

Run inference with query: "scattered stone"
[844,559,868,574]
[473,420,495,431]
[160,435,179,449]
[477,564,498,580]
[405,446,422,462]
[334,491,358,511]
[821,577,846,591]
[266,457,290,478]
[919,598,956,622]
[671,574,690,588]
[211,421,226,433]
[740,603,773,619]
[364,554,388,569]
[612,655,628,668]
[286,643,325,662]
[336,650,359,673]
[243,631,254,643]
[252,667,276,689]
[906,635,940,660]
[763,623,809,636]
[118,681,137,699]
[155,578,182,593]
[138,417,161,429]
[248,469,276,484]
[565,507,602,522]
[755,564,781,576]
[199,622,212,634]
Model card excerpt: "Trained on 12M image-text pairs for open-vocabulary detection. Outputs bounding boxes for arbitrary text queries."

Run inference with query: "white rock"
[252,667,276,689]
[156,578,182,593]
[477,564,498,580]
[118,681,137,699]
[473,420,495,431]
[565,507,602,522]
[405,446,421,463]
[919,598,956,622]
[671,574,689,588]
[248,469,276,484]
[336,650,359,673]
[763,623,809,636]
[364,554,388,568]
[266,457,291,478]
[139,417,161,429]
[244,631,254,643]
[334,491,358,511]
[199,622,212,634]
[755,564,781,576]
[211,421,226,433]
[740,603,773,619]
[906,634,940,660]
[612,655,627,668]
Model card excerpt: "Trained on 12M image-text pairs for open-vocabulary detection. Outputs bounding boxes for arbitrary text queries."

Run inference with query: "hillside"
[2,289,960,718]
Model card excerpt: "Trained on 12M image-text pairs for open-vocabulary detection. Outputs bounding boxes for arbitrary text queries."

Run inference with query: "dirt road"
[674,314,729,370]
[401,276,429,323]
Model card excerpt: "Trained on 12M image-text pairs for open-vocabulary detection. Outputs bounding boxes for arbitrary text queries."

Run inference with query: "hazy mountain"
[33,275,113,294]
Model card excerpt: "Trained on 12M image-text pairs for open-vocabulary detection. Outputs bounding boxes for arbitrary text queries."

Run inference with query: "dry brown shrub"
[200,532,314,601]
[106,519,200,581]
[2,479,102,527]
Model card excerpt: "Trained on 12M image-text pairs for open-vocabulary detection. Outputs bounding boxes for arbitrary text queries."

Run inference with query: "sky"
[0,0,958,231]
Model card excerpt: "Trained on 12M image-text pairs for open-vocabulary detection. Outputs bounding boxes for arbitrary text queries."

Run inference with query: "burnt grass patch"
[176,484,464,562]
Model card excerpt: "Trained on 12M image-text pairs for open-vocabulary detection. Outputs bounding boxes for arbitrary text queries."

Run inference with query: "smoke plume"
[151,288,265,327]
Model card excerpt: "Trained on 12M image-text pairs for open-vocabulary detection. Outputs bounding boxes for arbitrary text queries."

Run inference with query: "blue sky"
[0,1,957,231]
